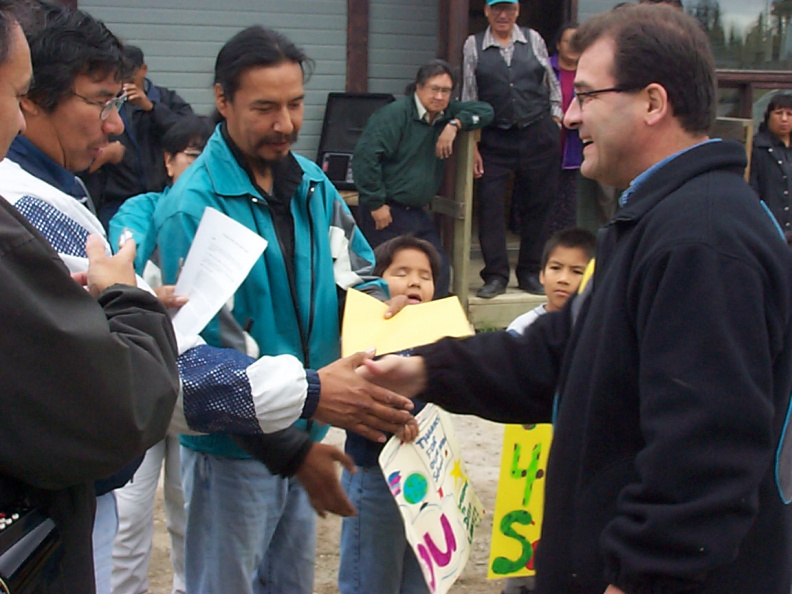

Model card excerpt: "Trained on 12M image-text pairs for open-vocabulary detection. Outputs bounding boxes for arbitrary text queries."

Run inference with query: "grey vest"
[475,28,549,129]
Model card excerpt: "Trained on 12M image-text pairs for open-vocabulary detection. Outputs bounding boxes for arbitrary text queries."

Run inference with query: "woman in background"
[544,22,582,238]
[750,92,792,234]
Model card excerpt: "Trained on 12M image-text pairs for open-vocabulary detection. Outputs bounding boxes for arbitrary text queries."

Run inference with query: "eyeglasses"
[574,86,637,109]
[72,91,127,120]
[426,85,453,96]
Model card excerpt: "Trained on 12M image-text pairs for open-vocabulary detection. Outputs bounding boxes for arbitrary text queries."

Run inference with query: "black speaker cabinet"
[316,92,395,191]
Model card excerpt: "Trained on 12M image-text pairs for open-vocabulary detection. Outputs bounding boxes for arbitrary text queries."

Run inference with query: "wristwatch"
[447,119,460,128]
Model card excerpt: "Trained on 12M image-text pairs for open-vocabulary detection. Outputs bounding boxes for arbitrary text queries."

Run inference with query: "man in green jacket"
[353,59,493,296]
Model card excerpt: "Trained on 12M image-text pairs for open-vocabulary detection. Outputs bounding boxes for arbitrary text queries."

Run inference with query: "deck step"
[467,288,546,331]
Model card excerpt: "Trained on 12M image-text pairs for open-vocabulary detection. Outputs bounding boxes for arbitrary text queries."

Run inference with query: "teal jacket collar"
[201,124,325,199]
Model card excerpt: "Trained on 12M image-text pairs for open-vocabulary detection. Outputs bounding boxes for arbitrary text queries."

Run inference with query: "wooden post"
[451,130,478,309]
[710,117,754,181]
[347,0,369,93]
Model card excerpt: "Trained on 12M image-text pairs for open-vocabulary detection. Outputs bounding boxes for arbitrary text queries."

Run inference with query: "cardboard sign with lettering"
[487,424,553,579]
[379,404,484,594]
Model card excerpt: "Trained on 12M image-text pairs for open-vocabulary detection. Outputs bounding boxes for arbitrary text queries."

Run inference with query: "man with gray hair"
[353,59,493,297]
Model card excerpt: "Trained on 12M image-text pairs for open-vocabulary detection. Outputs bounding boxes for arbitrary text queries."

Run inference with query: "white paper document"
[171,207,267,337]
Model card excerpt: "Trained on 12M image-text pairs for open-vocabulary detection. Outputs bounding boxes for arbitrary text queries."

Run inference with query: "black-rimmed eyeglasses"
[72,92,127,121]
[574,87,638,109]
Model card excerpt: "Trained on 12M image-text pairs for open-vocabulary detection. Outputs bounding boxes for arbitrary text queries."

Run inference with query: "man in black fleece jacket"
[361,5,792,593]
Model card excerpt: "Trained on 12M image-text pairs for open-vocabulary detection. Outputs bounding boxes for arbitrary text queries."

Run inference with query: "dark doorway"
[467,0,566,47]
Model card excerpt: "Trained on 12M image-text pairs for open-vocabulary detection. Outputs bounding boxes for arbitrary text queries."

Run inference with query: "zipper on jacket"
[305,182,318,364]
[249,192,311,368]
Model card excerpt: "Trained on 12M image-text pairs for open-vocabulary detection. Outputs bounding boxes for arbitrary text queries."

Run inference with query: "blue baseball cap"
[486,0,518,4]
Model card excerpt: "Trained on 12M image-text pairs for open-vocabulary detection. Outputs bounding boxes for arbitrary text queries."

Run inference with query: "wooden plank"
[710,117,753,181]
[451,130,478,309]
[347,0,369,93]
[468,292,547,331]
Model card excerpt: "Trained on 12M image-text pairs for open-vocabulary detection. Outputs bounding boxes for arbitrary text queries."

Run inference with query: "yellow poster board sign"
[487,423,553,579]
[341,289,472,357]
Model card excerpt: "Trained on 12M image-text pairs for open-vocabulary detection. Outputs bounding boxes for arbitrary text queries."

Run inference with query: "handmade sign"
[341,288,472,357]
[487,423,553,579]
[379,404,484,594]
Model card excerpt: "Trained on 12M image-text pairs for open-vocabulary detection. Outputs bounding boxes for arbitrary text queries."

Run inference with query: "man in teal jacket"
[154,27,395,594]
[353,59,493,296]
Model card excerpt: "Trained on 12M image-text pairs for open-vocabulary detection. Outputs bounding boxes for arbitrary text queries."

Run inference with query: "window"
[577,1,789,71]
[691,0,791,71]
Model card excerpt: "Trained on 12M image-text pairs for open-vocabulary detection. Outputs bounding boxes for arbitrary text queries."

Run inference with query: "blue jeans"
[180,447,316,594]
[339,466,429,593]
[92,492,118,594]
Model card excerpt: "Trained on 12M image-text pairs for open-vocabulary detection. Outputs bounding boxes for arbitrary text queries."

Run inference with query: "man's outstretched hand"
[315,350,415,443]
[357,353,428,400]
[296,443,357,518]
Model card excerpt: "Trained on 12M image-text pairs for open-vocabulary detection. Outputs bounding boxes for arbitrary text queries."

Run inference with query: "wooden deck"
[343,130,548,330]
[446,129,546,330]
[464,252,546,330]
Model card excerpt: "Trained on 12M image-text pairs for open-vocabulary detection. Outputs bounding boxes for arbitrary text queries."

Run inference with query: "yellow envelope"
[341,288,473,357]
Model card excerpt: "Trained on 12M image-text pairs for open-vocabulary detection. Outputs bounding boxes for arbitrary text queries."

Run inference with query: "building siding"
[368,0,440,97]
[78,0,348,158]
[78,0,440,157]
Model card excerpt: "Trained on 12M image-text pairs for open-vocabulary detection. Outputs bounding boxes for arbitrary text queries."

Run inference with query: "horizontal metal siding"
[78,0,348,158]
[368,0,440,96]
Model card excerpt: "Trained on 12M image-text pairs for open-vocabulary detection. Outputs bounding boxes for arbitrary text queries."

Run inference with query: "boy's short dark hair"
[373,235,441,283]
[540,227,596,270]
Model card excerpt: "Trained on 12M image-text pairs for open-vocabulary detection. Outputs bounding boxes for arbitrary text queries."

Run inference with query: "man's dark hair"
[0,0,48,64]
[373,235,441,283]
[0,1,21,64]
[214,26,312,101]
[123,44,145,71]
[404,59,456,96]
[540,227,596,270]
[24,4,126,112]
[572,3,715,133]
[764,93,792,127]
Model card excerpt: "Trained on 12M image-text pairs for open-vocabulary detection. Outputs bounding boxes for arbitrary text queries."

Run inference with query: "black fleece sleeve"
[412,302,573,424]
[231,428,313,477]
[0,199,180,490]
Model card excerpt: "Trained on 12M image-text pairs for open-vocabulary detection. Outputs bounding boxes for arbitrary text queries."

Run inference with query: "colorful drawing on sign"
[379,404,484,594]
[487,423,553,579]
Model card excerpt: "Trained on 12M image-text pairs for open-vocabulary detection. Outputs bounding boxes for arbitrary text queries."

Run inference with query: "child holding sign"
[339,235,440,594]
[501,227,594,594]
